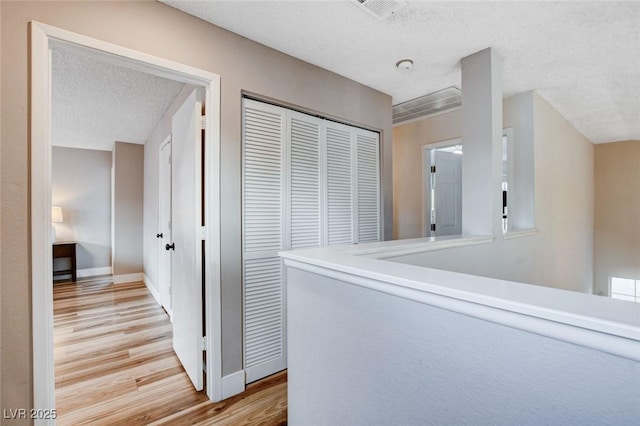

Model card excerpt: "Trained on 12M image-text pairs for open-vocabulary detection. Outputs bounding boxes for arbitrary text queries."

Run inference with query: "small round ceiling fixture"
[396,59,414,70]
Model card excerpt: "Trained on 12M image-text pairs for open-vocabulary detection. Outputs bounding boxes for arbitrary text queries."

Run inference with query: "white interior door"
[158,139,172,319]
[432,150,462,236]
[170,89,204,391]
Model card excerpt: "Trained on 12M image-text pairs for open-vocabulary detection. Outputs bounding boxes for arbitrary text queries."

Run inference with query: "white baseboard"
[77,266,112,279]
[143,274,162,306]
[113,272,144,284]
[221,370,246,400]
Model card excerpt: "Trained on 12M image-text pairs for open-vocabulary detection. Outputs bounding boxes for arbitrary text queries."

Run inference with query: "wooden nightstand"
[53,242,77,282]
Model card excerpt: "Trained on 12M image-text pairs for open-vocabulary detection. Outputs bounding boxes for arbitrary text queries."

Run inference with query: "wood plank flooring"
[53,279,287,425]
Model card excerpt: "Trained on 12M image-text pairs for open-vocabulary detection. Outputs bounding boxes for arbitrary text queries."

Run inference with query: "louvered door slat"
[243,105,282,253]
[289,114,321,249]
[356,131,381,242]
[326,126,353,245]
[242,100,286,384]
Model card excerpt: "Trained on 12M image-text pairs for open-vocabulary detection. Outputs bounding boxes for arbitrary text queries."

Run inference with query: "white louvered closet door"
[242,99,381,384]
[288,111,322,249]
[242,99,287,383]
[324,122,354,245]
[355,129,381,243]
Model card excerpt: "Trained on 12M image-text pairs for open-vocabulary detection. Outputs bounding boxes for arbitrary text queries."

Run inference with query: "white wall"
[112,141,144,276]
[392,92,593,293]
[460,48,502,235]
[52,147,112,272]
[287,267,640,425]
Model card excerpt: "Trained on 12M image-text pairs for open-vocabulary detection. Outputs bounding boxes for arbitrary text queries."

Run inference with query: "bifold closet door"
[355,129,381,243]
[288,110,322,249]
[323,123,381,245]
[242,98,380,383]
[324,122,354,245]
[242,99,287,383]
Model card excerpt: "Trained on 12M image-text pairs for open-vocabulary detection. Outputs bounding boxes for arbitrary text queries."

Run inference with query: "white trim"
[42,23,218,85]
[501,127,514,234]
[158,135,172,316]
[31,22,56,424]
[204,69,224,402]
[31,21,224,416]
[221,370,246,400]
[421,144,429,237]
[362,235,494,259]
[143,274,162,306]
[113,272,144,284]
[503,228,537,240]
[77,266,112,278]
[282,257,640,362]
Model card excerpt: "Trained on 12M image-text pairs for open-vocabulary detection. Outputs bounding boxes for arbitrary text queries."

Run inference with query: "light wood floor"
[53,279,287,425]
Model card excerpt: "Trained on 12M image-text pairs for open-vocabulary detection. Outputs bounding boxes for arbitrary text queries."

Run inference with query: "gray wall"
[287,267,640,425]
[594,140,640,295]
[0,0,392,407]
[52,146,112,271]
[112,142,144,276]
[392,92,593,293]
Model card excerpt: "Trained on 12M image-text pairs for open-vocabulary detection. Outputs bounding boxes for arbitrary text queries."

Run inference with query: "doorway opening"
[422,130,513,237]
[31,22,222,418]
[422,139,463,237]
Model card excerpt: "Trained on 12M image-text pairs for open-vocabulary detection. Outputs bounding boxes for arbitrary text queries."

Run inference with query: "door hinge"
[430,223,436,232]
[200,336,207,351]
[430,165,436,173]
[199,226,206,240]
[200,115,206,130]
[169,155,171,165]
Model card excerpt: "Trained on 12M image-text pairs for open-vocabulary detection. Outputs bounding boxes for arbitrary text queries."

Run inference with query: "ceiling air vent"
[352,0,408,20]
[393,86,462,125]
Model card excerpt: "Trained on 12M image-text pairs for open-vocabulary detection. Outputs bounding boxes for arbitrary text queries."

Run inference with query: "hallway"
[53,279,287,425]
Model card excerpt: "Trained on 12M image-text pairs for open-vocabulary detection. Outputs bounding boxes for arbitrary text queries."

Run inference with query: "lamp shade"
[52,206,64,223]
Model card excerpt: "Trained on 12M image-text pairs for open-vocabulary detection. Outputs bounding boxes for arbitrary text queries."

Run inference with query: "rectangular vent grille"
[393,86,462,125]
[352,0,408,20]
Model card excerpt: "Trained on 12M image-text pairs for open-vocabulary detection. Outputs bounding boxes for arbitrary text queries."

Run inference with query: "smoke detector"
[396,59,413,70]
[351,0,408,20]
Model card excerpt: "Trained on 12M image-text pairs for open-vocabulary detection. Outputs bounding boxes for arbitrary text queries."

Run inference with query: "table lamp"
[52,206,63,243]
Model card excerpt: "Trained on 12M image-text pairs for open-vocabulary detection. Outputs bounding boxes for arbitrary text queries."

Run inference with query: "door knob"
[156,233,163,238]
[165,243,175,251]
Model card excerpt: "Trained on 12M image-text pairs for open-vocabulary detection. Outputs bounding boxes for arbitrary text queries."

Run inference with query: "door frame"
[158,136,173,320]
[30,21,223,420]
[421,138,462,237]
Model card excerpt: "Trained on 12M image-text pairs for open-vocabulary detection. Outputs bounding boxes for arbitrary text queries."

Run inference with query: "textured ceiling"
[52,48,185,151]
[161,0,639,144]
